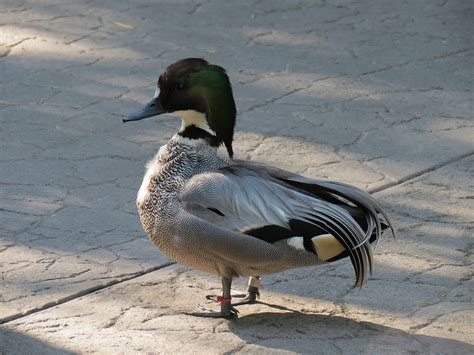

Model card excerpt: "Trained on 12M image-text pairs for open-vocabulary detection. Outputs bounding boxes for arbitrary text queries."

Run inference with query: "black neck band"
[178,125,221,147]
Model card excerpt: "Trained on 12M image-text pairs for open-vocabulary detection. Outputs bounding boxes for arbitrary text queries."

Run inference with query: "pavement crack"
[241,83,313,114]
[224,343,248,354]
[187,0,210,15]
[369,151,474,194]
[30,269,91,284]
[0,48,12,58]
[0,262,175,325]
[61,57,103,70]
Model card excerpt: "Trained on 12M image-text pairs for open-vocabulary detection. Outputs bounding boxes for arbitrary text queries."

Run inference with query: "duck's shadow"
[0,327,74,355]
[227,310,473,354]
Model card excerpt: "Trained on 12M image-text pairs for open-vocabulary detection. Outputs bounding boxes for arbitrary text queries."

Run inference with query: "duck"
[123,58,394,319]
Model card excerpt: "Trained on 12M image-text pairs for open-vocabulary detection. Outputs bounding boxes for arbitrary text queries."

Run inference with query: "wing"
[228,159,395,241]
[179,162,391,287]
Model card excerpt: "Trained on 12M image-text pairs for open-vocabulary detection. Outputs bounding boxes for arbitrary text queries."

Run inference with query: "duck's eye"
[175,83,185,91]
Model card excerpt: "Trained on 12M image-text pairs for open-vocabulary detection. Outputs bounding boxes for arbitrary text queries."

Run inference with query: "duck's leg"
[189,276,239,319]
[232,276,260,306]
[220,277,239,317]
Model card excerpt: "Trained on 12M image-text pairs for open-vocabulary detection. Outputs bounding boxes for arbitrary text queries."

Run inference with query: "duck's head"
[124,58,236,157]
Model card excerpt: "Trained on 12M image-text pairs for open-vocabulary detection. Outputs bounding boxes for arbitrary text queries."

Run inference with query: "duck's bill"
[123,98,166,123]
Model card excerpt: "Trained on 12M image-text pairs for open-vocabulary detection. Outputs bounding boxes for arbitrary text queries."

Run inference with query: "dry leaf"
[111,21,135,30]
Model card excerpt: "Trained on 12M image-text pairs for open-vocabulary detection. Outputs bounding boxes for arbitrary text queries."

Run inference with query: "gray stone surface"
[0,0,472,353]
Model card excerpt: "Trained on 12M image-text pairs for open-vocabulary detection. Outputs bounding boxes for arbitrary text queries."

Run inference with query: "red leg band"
[216,296,231,303]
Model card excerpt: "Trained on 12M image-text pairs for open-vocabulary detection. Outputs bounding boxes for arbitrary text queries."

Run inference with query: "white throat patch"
[171,110,215,135]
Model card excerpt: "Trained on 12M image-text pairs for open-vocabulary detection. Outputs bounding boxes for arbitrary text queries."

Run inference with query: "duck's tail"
[282,177,395,287]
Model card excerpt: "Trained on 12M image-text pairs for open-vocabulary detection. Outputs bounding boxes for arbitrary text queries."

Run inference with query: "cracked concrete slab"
[0,0,473,353]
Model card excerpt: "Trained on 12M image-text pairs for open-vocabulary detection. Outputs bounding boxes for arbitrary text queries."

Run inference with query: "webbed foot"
[187,303,238,319]
[231,286,260,306]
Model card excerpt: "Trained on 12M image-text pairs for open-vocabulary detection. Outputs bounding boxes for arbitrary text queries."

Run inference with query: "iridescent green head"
[125,58,237,157]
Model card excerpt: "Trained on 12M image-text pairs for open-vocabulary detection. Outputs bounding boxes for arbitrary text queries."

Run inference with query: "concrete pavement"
[0,0,472,353]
